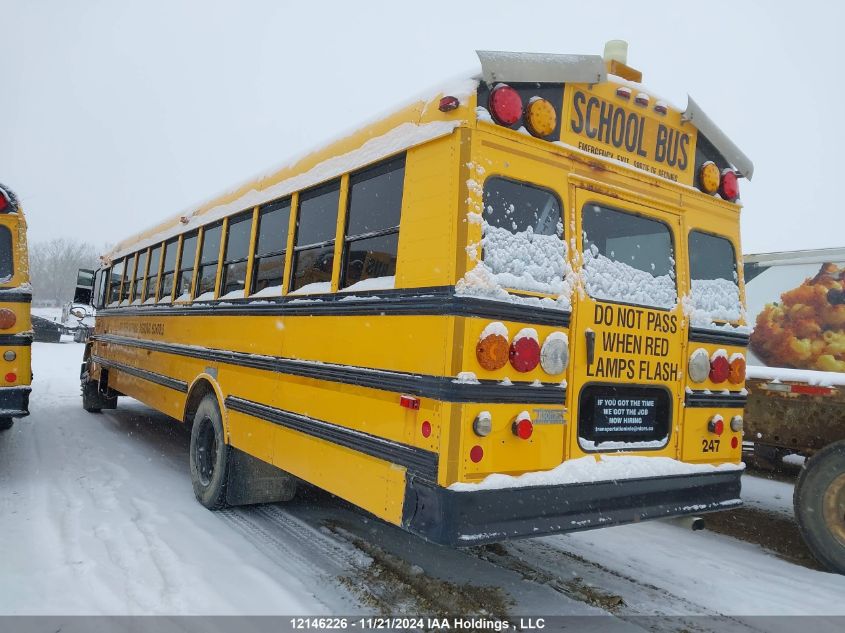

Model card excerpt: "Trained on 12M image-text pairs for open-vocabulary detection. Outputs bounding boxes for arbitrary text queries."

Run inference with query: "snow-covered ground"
[1,342,845,624]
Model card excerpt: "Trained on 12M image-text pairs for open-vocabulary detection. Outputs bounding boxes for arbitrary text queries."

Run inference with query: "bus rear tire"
[81,379,117,413]
[794,440,845,574]
[189,395,230,510]
[0,417,13,432]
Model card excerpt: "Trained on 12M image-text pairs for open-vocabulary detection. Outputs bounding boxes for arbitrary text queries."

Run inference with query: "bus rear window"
[481,177,567,296]
[0,226,12,281]
[582,204,676,309]
[688,231,741,324]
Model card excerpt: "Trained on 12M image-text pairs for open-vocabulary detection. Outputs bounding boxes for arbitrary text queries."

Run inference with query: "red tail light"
[510,329,540,372]
[720,169,739,201]
[708,416,725,436]
[0,185,15,213]
[5,372,16,383]
[489,84,522,126]
[470,445,484,463]
[512,413,533,440]
[709,352,729,383]
[439,96,460,112]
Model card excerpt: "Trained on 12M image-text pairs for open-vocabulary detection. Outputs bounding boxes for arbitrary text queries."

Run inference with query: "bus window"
[107,259,124,305]
[0,226,12,280]
[145,243,162,302]
[688,230,741,323]
[119,255,134,303]
[290,181,340,294]
[94,268,108,308]
[195,223,223,299]
[130,249,147,303]
[250,199,290,296]
[481,177,565,295]
[175,232,198,301]
[341,155,405,290]
[159,239,178,301]
[221,212,253,297]
[582,204,676,309]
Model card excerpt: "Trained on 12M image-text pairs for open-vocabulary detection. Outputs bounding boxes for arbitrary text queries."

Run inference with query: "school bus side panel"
[395,132,462,289]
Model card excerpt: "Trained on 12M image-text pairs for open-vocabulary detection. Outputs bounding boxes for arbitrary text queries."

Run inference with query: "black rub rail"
[226,396,439,481]
[94,286,572,328]
[92,334,568,405]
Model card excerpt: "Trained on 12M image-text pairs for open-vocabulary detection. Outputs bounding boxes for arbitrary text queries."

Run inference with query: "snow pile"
[456,221,574,310]
[481,223,572,294]
[685,278,743,325]
[251,284,282,298]
[747,364,845,387]
[581,249,676,309]
[578,437,668,451]
[449,455,743,491]
[342,276,395,292]
[480,321,508,339]
[453,371,480,384]
[513,327,538,343]
[288,281,331,296]
[456,264,573,311]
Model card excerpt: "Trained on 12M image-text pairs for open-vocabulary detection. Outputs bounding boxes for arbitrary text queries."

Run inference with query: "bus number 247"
[701,439,720,453]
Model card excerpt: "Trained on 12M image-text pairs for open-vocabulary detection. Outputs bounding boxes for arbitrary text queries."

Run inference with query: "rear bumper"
[0,386,31,418]
[402,469,742,547]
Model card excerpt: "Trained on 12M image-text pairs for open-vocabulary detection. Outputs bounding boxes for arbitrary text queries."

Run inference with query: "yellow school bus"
[0,184,32,431]
[78,44,753,545]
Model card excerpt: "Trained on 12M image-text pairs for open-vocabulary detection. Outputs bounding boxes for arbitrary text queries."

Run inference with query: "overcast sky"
[2,1,841,255]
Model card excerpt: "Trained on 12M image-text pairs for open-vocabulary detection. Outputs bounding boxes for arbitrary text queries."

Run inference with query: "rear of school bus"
[0,185,32,431]
[401,50,751,545]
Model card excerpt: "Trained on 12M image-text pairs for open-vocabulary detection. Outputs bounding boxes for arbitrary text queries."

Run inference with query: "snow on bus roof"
[105,76,477,262]
[104,52,751,263]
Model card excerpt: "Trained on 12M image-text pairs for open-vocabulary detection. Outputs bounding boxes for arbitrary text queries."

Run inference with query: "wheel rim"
[823,472,845,546]
[194,416,219,487]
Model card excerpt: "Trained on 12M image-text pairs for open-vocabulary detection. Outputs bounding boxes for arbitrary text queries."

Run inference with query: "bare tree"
[29,239,100,304]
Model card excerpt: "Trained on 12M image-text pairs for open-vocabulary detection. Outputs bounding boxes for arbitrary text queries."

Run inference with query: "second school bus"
[77,46,753,545]
[0,184,31,432]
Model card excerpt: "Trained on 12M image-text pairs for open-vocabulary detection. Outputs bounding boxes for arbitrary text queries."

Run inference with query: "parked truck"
[743,247,845,574]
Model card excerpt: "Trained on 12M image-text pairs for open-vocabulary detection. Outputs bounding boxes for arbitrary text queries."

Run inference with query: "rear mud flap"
[226,447,298,506]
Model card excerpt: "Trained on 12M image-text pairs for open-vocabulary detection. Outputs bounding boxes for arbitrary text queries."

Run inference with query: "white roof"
[744,247,845,267]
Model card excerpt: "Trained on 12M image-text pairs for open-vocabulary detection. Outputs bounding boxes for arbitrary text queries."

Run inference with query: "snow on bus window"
[582,204,676,309]
[457,177,572,308]
[686,230,742,326]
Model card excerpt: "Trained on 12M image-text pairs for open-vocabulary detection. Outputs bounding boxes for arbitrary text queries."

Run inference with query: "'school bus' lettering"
[77,47,752,546]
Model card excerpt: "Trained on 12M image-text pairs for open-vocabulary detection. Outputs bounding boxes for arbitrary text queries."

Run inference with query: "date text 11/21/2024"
[288,617,547,630]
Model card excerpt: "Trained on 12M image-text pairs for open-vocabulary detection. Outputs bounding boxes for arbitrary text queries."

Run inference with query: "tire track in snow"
[217,504,375,611]
[45,411,180,613]
[254,504,370,570]
[128,497,187,613]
